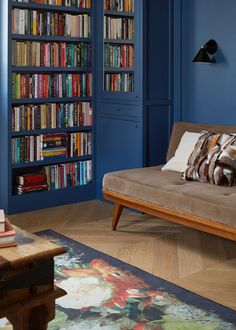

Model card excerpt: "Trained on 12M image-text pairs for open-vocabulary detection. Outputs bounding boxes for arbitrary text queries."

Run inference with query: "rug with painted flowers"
[10,230,236,330]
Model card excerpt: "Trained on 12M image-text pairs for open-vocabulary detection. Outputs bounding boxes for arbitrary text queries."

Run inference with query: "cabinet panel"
[97,116,142,196]
[146,105,171,166]
[99,102,141,118]
[145,0,171,101]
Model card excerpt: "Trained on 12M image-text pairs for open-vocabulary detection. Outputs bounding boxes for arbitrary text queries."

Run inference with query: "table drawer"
[99,102,140,118]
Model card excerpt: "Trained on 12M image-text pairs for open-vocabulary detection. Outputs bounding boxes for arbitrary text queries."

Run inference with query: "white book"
[19,10,25,34]
[0,210,6,232]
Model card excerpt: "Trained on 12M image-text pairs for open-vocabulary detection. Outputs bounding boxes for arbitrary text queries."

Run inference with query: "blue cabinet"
[96,115,142,197]
[96,0,173,197]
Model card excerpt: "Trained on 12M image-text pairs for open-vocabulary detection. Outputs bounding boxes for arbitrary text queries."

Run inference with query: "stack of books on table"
[14,173,48,195]
[0,210,17,248]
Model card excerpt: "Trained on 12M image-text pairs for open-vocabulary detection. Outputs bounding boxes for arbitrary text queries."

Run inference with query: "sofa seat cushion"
[103,166,236,228]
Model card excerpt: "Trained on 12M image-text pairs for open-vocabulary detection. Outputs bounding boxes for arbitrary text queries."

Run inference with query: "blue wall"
[179,0,236,125]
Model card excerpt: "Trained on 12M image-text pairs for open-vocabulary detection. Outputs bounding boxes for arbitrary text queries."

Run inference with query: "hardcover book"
[0,218,17,248]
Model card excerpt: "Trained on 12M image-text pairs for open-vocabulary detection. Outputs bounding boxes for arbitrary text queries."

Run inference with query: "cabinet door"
[96,116,142,195]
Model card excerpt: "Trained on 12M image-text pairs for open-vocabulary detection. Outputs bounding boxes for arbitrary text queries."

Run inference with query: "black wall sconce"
[192,39,218,63]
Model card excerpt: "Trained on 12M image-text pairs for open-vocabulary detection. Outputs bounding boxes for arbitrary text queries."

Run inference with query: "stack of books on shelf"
[14,173,48,195]
[0,210,17,248]
[42,133,68,159]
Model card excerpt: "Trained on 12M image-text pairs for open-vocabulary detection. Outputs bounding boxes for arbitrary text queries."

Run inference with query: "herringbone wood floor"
[2,199,235,329]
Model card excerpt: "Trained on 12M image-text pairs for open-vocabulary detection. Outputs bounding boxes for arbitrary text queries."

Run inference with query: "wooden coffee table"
[0,227,66,330]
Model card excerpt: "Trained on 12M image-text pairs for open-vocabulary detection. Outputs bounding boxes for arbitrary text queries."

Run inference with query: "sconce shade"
[192,39,218,63]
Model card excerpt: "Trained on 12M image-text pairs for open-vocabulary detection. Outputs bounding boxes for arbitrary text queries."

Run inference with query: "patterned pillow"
[183,131,236,186]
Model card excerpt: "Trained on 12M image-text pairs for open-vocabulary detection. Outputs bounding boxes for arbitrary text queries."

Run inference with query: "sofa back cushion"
[167,122,236,162]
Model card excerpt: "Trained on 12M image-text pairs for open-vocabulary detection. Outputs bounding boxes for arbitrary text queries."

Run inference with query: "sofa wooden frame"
[103,188,236,241]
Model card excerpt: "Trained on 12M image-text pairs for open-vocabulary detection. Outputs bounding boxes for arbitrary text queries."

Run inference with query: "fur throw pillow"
[183,131,236,186]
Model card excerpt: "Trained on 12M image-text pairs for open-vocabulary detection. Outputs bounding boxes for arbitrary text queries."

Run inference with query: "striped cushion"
[183,131,236,186]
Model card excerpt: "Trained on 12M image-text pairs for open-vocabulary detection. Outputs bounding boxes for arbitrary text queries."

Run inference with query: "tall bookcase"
[96,0,173,197]
[0,0,96,214]
[0,0,174,213]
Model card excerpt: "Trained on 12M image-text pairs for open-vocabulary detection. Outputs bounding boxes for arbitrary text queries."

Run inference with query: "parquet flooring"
[3,199,236,322]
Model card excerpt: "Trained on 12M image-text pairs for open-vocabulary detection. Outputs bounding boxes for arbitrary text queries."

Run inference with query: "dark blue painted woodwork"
[146,106,171,166]
[96,0,173,198]
[143,0,173,166]
[9,183,96,214]
[96,115,142,198]
[0,0,96,214]
[0,0,11,213]
[145,0,171,101]
[12,2,91,14]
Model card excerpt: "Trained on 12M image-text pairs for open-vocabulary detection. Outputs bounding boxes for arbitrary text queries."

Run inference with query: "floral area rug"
[2,229,235,330]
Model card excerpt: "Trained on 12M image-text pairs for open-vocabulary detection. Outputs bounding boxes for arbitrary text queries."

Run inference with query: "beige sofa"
[103,122,236,241]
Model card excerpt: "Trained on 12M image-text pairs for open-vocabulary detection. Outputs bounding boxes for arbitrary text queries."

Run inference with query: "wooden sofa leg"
[112,204,124,231]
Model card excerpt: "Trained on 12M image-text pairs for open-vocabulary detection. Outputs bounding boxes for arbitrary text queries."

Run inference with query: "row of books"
[12,41,92,67]
[104,73,134,92]
[104,16,134,40]
[104,44,134,68]
[12,102,92,131]
[14,159,92,195]
[12,0,91,8]
[12,73,92,99]
[0,210,16,248]
[104,0,134,12]
[12,132,92,163]
[12,10,91,38]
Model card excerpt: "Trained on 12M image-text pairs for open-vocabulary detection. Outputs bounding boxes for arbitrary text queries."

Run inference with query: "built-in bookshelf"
[103,0,135,92]
[0,0,95,213]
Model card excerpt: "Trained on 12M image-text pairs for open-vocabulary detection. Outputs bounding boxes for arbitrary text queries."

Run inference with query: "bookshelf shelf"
[11,126,93,136]
[104,67,134,72]
[12,35,92,43]
[12,67,92,73]
[104,10,134,17]
[12,181,94,198]
[104,39,134,45]
[12,2,91,14]
[11,97,92,105]
[10,182,95,213]
[12,155,92,169]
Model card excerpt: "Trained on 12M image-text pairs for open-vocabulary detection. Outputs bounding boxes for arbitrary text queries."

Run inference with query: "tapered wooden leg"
[112,204,124,230]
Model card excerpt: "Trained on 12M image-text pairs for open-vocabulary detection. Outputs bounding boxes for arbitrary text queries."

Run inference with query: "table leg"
[6,300,55,330]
